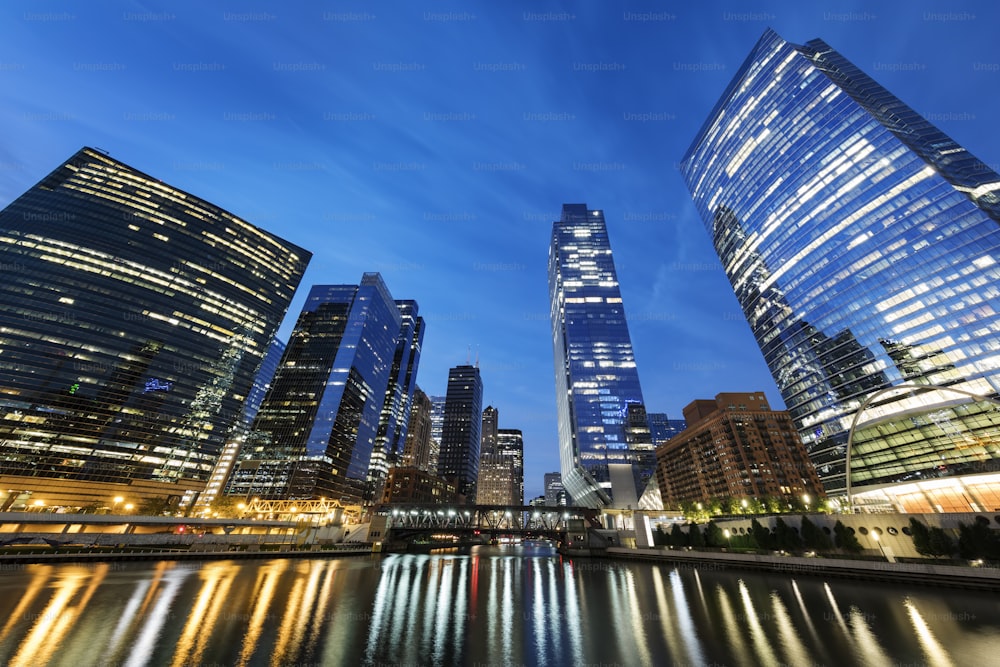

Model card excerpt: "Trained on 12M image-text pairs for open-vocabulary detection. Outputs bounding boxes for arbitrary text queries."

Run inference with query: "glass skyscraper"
[226,274,410,503]
[368,300,424,499]
[681,30,1000,511]
[549,203,652,509]
[437,364,483,503]
[0,147,309,510]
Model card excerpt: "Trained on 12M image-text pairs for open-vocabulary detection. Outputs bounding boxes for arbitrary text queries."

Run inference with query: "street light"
[803,494,811,512]
[872,531,888,561]
[112,496,124,514]
[723,528,731,549]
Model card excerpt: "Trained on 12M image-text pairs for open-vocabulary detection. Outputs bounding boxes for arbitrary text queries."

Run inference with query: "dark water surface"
[0,545,997,666]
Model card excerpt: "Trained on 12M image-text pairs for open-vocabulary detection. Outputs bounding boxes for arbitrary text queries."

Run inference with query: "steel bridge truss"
[384,504,598,534]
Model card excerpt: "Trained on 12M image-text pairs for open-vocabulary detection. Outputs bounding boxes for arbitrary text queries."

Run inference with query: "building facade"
[549,203,652,508]
[226,274,406,503]
[681,30,1000,511]
[380,466,456,505]
[437,365,483,503]
[544,472,567,507]
[400,387,434,472]
[0,147,309,511]
[655,393,824,509]
[647,413,686,447]
[476,405,524,506]
[496,429,525,507]
[368,300,424,499]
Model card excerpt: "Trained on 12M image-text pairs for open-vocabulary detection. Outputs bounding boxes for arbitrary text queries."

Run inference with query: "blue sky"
[1,1,998,500]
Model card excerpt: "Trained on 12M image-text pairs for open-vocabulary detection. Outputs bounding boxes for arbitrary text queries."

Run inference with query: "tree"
[773,517,803,551]
[653,525,669,547]
[704,521,726,548]
[927,527,956,558]
[909,518,955,558]
[909,518,932,555]
[689,523,705,548]
[138,496,170,516]
[958,516,1000,560]
[749,518,772,550]
[833,520,862,553]
[799,516,833,551]
[208,495,240,518]
[670,523,687,547]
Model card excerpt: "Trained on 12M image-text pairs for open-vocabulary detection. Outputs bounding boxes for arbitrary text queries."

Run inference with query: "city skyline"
[1,2,998,499]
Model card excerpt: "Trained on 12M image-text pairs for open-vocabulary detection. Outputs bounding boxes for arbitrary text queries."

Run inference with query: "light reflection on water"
[0,545,997,666]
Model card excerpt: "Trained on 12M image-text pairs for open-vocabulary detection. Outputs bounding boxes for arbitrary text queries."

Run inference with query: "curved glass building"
[0,148,309,510]
[549,203,653,509]
[681,31,1000,511]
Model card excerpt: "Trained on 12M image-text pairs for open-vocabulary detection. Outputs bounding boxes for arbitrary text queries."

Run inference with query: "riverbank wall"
[604,546,1000,591]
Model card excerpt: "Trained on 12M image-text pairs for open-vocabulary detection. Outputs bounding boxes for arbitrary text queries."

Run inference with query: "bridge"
[374,504,602,547]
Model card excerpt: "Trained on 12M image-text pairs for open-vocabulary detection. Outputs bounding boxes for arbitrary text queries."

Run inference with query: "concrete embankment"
[603,547,1000,591]
[0,544,376,565]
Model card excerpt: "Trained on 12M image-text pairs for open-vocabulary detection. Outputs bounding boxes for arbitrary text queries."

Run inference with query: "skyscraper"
[497,429,524,506]
[681,30,1000,510]
[549,203,652,508]
[243,338,286,430]
[437,364,483,503]
[401,387,434,472]
[544,472,566,507]
[476,406,524,506]
[368,300,424,499]
[0,147,309,510]
[226,273,407,503]
[647,412,686,447]
[428,395,446,473]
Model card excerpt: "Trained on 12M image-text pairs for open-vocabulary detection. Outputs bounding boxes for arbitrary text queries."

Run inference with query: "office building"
[497,429,524,506]
[544,472,567,507]
[647,412,686,447]
[437,365,483,503]
[400,387,434,472]
[549,203,652,508]
[655,392,824,508]
[681,30,1000,511]
[0,147,309,510]
[476,406,524,506]
[428,395,446,473]
[368,300,424,499]
[380,466,456,505]
[243,338,286,430]
[226,274,407,503]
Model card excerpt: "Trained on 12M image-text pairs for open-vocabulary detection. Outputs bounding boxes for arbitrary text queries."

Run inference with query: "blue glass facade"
[0,148,309,509]
[681,30,1000,501]
[227,273,404,502]
[437,365,483,503]
[549,203,652,508]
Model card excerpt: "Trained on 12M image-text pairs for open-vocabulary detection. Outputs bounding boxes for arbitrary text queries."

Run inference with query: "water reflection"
[0,547,997,666]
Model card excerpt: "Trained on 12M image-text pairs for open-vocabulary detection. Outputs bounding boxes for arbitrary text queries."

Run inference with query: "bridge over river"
[372,504,603,548]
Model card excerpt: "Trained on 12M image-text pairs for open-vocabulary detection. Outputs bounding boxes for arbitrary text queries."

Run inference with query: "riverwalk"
[605,546,1000,591]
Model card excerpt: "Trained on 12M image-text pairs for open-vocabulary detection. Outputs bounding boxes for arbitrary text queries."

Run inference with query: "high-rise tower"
[0,147,309,510]
[549,203,652,508]
[437,365,483,503]
[681,30,1000,511]
[226,273,407,503]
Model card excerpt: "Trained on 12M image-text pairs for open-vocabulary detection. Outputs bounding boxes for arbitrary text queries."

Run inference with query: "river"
[0,544,997,666]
